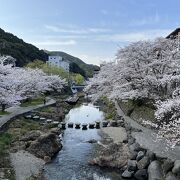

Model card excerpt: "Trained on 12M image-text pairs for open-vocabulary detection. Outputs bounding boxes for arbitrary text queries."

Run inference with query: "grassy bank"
[118,99,155,123]
[20,97,44,107]
[0,133,15,180]
[97,96,117,120]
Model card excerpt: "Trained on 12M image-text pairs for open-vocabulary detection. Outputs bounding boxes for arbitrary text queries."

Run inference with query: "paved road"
[0,98,56,129]
[115,101,180,160]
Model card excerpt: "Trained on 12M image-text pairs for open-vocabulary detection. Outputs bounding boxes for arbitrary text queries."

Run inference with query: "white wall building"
[47,56,69,72]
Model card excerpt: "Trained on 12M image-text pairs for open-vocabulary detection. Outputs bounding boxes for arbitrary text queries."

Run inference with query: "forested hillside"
[0,28,47,66]
[0,28,99,77]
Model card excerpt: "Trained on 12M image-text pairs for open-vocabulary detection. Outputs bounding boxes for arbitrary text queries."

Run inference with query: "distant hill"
[0,28,47,66]
[47,51,100,77]
[0,28,99,77]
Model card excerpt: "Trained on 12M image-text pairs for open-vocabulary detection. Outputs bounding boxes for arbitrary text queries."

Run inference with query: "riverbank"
[0,94,77,180]
[90,100,180,180]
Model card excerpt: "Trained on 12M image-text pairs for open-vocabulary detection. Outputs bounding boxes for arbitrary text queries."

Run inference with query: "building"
[47,56,69,72]
[0,55,16,66]
[166,28,180,39]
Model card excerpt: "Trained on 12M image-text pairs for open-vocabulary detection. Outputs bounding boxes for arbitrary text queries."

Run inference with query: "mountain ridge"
[0,28,99,77]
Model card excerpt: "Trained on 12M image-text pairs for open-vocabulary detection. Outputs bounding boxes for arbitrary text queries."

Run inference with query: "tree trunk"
[2,104,6,112]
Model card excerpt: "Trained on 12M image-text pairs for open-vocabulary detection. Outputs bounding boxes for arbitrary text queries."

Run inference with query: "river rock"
[146,150,156,162]
[165,172,177,180]
[129,143,143,152]
[44,156,51,163]
[172,160,180,175]
[50,128,61,135]
[87,139,97,144]
[137,156,150,170]
[127,160,137,171]
[109,120,117,127]
[27,133,62,159]
[117,120,125,127]
[136,151,145,161]
[134,169,148,180]
[90,143,130,169]
[128,137,135,145]
[129,150,138,160]
[148,160,164,180]
[122,169,134,178]
[20,131,41,141]
[162,159,174,174]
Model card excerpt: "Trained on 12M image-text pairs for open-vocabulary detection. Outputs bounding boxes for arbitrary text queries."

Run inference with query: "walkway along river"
[44,103,123,180]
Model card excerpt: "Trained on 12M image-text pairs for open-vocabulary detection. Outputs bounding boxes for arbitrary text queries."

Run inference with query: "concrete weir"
[59,121,113,130]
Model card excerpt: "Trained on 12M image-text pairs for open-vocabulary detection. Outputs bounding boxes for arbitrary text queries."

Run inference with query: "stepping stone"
[82,123,88,130]
[33,116,40,120]
[46,119,52,123]
[102,121,108,127]
[25,115,32,119]
[60,122,66,129]
[75,123,81,129]
[68,122,74,128]
[95,121,101,129]
[89,123,95,129]
[39,117,46,121]
[52,121,59,126]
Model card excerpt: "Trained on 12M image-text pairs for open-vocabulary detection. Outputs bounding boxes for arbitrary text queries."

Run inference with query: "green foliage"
[0,133,12,156]
[42,63,68,79]
[0,28,99,77]
[26,59,45,69]
[48,51,100,77]
[20,96,44,107]
[0,111,10,116]
[26,60,69,79]
[69,62,86,77]
[0,28,47,66]
[39,107,54,113]
[100,96,117,120]
[8,118,41,142]
[71,74,84,85]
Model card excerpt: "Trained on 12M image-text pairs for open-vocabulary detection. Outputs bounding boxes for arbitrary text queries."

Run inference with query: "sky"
[0,0,180,65]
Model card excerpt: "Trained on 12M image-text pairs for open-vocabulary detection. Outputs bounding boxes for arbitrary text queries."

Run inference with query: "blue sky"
[0,0,180,65]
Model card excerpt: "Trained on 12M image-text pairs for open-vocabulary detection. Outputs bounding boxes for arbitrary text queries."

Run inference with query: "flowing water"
[44,103,122,180]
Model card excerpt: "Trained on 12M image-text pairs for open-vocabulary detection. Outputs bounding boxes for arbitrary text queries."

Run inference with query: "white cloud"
[45,25,111,34]
[95,29,172,43]
[130,12,160,26]
[78,54,113,65]
[31,40,77,46]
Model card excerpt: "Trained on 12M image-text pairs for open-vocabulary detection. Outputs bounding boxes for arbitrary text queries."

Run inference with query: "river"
[44,103,122,180]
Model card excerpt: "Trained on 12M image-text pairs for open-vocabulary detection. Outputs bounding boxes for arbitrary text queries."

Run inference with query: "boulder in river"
[134,169,148,180]
[90,143,130,169]
[122,169,134,178]
[172,160,180,175]
[165,172,177,180]
[137,156,150,170]
[20,131,42,141]
[148,160,164,180]
[27,133,62,159]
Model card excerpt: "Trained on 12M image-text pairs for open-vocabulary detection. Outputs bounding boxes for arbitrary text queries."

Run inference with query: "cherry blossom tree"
[0,64,66,111]
[86,37,180,147]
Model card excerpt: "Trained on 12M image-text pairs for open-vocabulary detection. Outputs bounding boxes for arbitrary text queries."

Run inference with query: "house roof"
[166,28,180,38]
